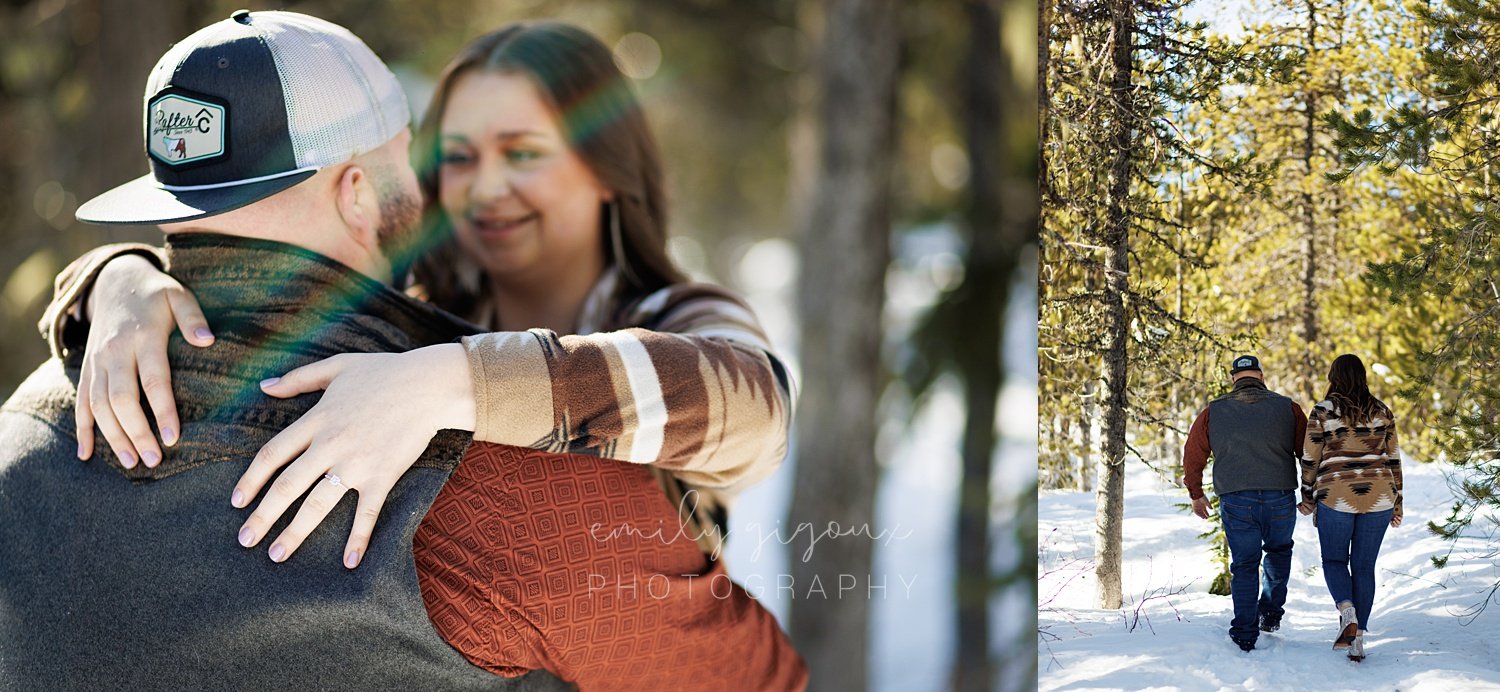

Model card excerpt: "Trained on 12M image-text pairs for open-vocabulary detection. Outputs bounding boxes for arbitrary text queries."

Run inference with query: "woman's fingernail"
[120,451,137,468]
[143,450,161,467]
[238,527,254,547]
[230,489,245,508]
[269,543,287,562]
[344,550,361,569]
[161,427,176,446]
[77,444,86,460]
[260,377,280,389]
[195,327,214,342]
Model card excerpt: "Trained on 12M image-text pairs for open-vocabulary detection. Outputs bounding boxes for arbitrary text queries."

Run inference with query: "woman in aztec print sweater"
[1297,353,1403,663]
[41,22,804,688]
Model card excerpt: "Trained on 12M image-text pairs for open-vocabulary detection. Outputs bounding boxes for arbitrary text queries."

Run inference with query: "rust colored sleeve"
[1292,402,1308,459]
[1182,407,1212,500]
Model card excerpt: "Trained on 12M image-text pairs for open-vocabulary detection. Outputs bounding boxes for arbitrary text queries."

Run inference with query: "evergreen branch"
[1126,290,1225,346]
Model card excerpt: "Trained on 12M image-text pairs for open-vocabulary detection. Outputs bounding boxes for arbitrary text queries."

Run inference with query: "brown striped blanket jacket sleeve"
[461,282,794,494]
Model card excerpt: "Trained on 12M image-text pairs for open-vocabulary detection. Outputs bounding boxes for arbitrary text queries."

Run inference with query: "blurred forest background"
[1040,0,1500,610]
[0,0,1038,690]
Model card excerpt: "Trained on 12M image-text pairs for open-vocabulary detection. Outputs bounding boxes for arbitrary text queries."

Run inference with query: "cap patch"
[148,93,227,166]
[1237,358,1253,367]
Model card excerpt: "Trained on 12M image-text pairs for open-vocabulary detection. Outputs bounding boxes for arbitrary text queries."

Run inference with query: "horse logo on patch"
[163,137,187,159]
[147,92,226,166]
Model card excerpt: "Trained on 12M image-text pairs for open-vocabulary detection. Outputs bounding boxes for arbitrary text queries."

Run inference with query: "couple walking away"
[1182,354,1404,662]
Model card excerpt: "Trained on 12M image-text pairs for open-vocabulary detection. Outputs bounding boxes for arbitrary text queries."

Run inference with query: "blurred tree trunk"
[952,0,1034,689]
[73,0,190,255]
[0,0,185,399]
[77,0,190,215]
[787,0,899,689]
[787,2,823,242]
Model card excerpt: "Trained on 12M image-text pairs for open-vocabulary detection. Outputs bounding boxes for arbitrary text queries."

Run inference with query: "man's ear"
[335,164,379,250]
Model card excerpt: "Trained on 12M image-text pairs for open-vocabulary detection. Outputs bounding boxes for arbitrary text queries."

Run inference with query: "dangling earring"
[609,199,642,288]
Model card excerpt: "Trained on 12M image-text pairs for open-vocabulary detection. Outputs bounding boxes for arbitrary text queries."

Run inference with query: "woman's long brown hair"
[1324,354,1391,426]
[405,22,686,320]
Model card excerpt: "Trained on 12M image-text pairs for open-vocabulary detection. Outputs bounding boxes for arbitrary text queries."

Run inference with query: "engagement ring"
[324,473,344,488]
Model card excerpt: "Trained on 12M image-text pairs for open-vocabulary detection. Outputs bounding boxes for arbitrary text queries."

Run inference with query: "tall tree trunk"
[788,0,899,689]
[1095,0,1135,611]
[1299,0,1321,404]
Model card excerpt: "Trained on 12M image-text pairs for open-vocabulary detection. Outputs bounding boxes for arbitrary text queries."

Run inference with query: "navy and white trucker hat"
[76,10,409,225]
[1230,355,1261,375]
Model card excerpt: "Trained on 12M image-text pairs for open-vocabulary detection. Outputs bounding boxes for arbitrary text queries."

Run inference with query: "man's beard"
[370,164,424,279]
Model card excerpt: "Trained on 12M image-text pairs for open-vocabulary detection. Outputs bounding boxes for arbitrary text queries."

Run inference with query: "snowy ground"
[1038,460,1500,691]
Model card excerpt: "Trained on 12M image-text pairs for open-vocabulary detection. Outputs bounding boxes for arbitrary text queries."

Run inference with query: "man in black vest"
[1182,355,1308,652]
[0,12,564,689]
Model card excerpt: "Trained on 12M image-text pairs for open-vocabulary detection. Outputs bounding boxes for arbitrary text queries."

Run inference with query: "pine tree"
[1041,0,1285,608]
[1326,0,1500,572]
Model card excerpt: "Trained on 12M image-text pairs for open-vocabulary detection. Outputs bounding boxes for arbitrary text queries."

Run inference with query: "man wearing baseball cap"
[0,11,565,689]
[1181,355,1309,652]
[75,9,415,228]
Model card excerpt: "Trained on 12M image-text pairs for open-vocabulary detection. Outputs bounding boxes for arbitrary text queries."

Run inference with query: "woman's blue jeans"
[1316,503,1393,631]
[1219,490,1296,643]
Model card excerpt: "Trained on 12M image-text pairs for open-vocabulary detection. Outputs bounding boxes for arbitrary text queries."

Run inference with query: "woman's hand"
[231,344,476,568]
[1391,508,1403,528]
[1297,500,1315,516]
[77,254,215,467]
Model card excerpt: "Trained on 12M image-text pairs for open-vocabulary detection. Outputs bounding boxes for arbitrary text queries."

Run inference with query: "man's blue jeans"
[1316,504,1393,631]
[1219,490,1296,643]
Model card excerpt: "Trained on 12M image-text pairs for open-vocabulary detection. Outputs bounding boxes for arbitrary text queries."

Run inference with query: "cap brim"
[75,169,318,225]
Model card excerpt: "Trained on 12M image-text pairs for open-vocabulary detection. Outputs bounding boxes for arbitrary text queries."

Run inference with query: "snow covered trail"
[1038,460,1500,691]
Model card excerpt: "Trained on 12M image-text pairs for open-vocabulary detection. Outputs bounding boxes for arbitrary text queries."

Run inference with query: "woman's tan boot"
[1333,601,1357,650]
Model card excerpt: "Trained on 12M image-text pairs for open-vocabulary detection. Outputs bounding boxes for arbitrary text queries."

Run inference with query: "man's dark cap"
[74,11,409,225]
[1229,355,1261,375]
